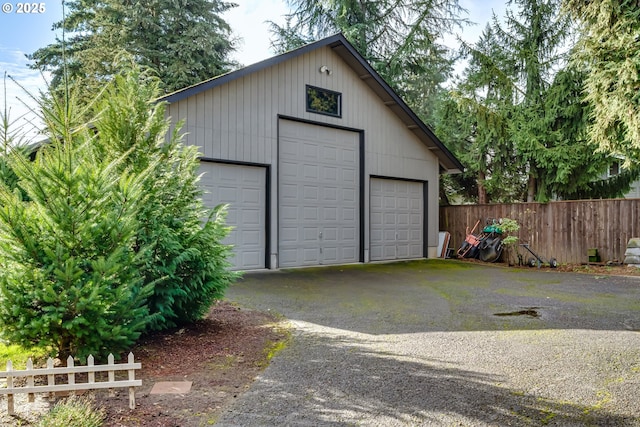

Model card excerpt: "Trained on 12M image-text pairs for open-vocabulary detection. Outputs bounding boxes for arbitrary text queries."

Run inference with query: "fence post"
[87,355,95,385]
[47,357,55,401]
[26,358,34,403]
[127,352,136,409]
[108,354,115,397]
[67,356,75,397]
[6,360,13,415]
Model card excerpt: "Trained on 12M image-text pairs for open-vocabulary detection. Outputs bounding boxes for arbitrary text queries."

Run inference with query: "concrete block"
[625,247,640,257]
[627,238,640,248]
[624,255,640,265]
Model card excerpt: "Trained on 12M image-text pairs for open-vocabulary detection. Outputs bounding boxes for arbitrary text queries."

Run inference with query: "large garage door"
[279,120,360,267]
[200,162,267,270]
[370,178,424,261]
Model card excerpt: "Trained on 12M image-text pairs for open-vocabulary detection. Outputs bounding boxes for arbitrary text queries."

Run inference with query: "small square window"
[609,161,620,177]
[306,85,342,118]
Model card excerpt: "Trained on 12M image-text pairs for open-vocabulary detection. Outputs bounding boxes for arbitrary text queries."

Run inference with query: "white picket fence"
[0,352,141,414]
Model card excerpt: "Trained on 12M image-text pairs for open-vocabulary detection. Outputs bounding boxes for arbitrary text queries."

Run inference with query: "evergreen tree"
[494,0,574,202]
[90,66,237,331]
[439,25,524,204]
[538,65,639,199]
[563,0,640,160]
[269,0,467,124]
[0,88,152,360]
[0,65,236,359]
[438,1,632,203]
[267,16,314,56]
[29,0,238,95]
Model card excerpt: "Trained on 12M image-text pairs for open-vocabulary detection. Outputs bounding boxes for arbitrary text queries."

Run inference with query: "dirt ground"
[504,258,640,276]
[3,260,640,426]
[0,302,289,427]
[98,301,289,427]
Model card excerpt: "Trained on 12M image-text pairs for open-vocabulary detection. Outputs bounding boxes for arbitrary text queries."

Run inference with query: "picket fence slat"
[0,362,141,377]
[0,380,142,395]
[1,352,141,415]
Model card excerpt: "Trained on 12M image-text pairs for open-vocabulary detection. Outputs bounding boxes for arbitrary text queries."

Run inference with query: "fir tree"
[90,66,237,331]
[494,0,574,202]
[0,87,152,360]
[563,0,640,161]
[29,0,238,96]
[440,25,524,204]
[269,0,468,126]
[0,65,236,359]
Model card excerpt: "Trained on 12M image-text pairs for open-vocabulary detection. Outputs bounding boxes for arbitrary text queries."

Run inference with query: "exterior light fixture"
[319,65,332,75]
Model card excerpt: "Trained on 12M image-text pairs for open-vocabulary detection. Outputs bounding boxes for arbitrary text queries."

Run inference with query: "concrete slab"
[149,381,192,395]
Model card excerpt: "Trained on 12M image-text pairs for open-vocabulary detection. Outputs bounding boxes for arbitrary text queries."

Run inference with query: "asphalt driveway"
[217,260,640,426]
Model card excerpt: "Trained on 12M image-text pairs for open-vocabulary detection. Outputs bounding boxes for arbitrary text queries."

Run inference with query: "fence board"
[0,352,141,414]
[440,199,640,265]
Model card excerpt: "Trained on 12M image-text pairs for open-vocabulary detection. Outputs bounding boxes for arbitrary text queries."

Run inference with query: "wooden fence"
[439,199,640,265]
[0,352,141,414]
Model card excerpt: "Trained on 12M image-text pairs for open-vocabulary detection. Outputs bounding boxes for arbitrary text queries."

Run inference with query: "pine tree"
[493,0,575,202]
[0,65,237,359]
[439,25,524,204]
[438,1,631,203]
[269,0,467,124]
[563,0,640,160]
[0,89,152,360]
[29,0,238,96]
[90,66,237,331]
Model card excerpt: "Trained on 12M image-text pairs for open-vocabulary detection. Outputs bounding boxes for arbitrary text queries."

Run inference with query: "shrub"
[91,68,237,331]
[36,395,105,427]
[498,217,520,264]
[0,343,47,369]
[498,217,520,246]
[0,65,236,359]
[0,131,152,360]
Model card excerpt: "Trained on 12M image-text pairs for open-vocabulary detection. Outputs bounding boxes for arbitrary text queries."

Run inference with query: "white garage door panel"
[200,162,266,270]
[279,121,360,267]
[370,178,424,261]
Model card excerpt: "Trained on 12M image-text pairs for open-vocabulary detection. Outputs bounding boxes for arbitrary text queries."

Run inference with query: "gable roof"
[159,33,463,174]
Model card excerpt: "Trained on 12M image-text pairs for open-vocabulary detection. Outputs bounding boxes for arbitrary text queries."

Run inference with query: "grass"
[36,395,105,427]
[258,325,292,367]
[0,342,48,369]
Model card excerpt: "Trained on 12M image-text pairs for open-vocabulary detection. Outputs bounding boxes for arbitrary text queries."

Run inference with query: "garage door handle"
[319,232,323,240]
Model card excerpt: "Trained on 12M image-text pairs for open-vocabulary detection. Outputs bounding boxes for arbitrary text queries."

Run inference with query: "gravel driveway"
[218,260,640,426]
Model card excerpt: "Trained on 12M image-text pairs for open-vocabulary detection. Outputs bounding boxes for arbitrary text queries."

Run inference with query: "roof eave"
[158,33,464,174]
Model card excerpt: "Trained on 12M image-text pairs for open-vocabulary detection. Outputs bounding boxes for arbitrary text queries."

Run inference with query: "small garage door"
[370,178,424,261]
[200,162,267,270]
[279,120,360,267]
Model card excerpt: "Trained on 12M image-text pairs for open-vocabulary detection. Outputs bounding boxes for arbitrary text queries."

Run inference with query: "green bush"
[37,395,105,427]
[0,65,236,359]
[91,68,237,331]
[0,132,152,360]
[498,217,520,246]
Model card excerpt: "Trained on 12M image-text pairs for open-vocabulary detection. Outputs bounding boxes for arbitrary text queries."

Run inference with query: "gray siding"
[166,46,442,262]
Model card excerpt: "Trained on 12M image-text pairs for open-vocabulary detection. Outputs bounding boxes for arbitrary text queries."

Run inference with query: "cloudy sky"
[0,0,507,139]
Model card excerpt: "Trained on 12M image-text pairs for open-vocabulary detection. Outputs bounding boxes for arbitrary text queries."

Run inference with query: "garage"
[199,162,267,270]
[370,177,424,261]
[278,120,360,267]
[161,34,463,269]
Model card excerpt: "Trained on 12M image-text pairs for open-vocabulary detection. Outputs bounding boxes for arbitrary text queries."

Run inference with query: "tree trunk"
[478,170,487,204]
[527,173,536,202]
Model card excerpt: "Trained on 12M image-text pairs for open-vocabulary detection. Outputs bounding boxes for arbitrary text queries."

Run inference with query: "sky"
[0,0,507,139]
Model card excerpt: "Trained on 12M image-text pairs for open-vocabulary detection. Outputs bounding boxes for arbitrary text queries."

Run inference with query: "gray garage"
[160,34,462,270]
